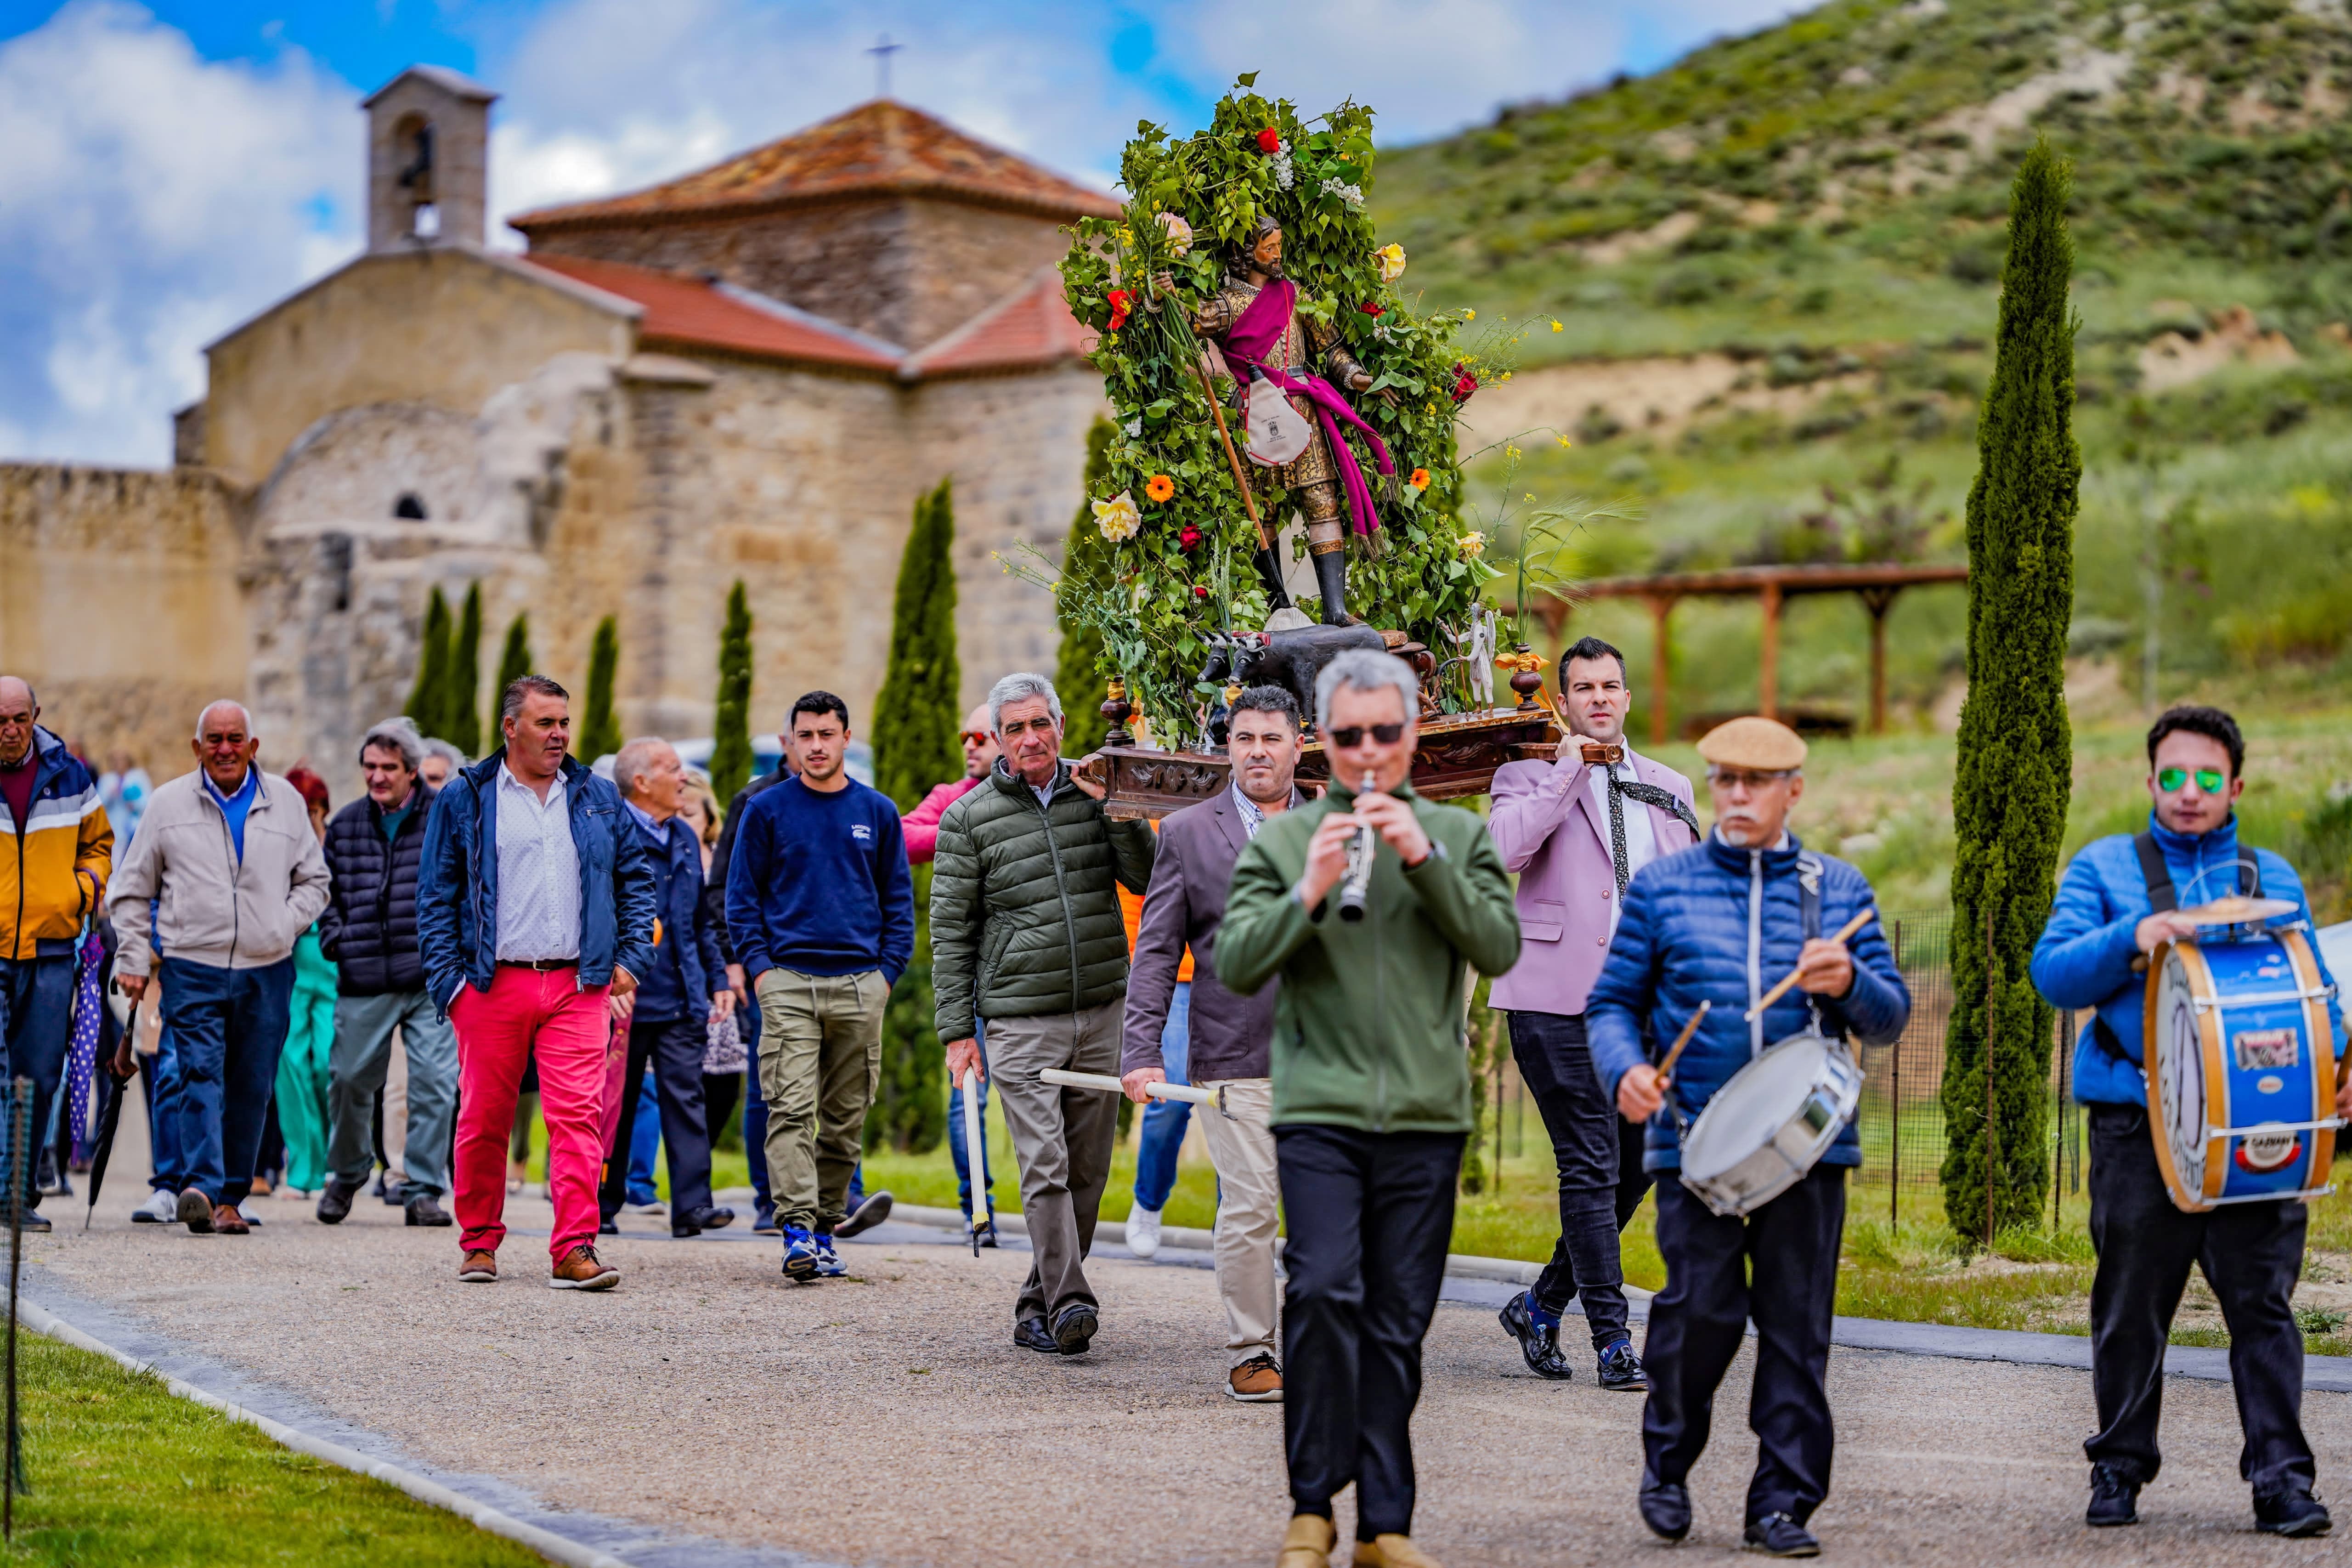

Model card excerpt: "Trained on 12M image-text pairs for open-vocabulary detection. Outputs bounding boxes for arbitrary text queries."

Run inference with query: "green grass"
[6,1333,543,1567]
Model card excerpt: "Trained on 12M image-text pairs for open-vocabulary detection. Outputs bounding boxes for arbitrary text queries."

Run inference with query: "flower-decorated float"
[1042,78,1566,816]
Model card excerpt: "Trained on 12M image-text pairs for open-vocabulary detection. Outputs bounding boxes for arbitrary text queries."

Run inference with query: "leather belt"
[498,957,577,972]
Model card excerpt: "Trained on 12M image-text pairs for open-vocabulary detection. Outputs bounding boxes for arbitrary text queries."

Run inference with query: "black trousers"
[2085,1104,2313,1494]
[1277,1124,1464,1540]
[1644,1162,1845,1526]
[598,1014,714,1231]
[1507,1009,1653,1347]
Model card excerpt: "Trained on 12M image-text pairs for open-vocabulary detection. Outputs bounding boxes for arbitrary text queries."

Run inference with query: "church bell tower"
[362,65,498,252]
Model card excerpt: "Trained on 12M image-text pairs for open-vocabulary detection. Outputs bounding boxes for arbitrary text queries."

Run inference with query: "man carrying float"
[2031,705,2345,1538]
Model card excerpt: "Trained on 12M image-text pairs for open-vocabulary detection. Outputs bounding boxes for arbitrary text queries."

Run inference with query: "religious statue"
[1179,215,1397,626]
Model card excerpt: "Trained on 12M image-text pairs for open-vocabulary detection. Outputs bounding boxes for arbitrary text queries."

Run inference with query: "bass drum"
[1679,1031,1863,1218]
[2146,929,2339,1213]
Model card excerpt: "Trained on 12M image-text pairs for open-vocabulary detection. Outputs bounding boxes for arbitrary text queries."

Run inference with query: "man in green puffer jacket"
[935,673,1155,1358]
[1219,650,1519,1568]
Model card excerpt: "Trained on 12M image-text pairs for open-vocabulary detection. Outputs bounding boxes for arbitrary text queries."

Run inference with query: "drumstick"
[1653,1000,1711,1088]
[1744,906,1877,1022]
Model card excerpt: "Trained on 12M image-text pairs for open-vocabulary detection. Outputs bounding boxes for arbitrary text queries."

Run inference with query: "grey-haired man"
[933,673,1154,1356]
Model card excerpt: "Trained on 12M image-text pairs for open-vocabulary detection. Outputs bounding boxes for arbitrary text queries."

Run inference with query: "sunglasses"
[960,730,992,747]
[2157,766,2227,794]
[1327,723,1406,748]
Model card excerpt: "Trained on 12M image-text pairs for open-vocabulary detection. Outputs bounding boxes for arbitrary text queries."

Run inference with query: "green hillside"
[1357,0,2352,805]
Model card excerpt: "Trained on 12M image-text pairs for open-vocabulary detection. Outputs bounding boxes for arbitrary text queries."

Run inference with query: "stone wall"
[0,464,250,781]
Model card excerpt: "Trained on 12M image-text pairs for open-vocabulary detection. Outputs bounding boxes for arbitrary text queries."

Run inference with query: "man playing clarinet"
[2031,705,2345,1537]
[1589,716,1907,1558]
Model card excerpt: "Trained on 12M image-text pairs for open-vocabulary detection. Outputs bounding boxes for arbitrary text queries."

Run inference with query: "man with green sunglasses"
[2032,704,2347,1538]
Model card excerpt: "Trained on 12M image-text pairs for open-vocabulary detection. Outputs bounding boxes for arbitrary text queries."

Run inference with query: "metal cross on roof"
[867,34,903,99]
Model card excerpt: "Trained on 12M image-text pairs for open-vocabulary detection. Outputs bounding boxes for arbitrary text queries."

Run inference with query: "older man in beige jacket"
[107,700,331,1234]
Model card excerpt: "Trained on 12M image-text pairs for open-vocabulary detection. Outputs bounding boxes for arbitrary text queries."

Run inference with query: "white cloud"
[0,1,360,465]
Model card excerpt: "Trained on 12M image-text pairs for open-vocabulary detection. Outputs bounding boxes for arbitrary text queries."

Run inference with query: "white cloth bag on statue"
[1244,373,1312,466]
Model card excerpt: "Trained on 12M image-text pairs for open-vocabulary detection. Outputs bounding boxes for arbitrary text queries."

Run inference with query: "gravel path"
[32,1113,2352,1567]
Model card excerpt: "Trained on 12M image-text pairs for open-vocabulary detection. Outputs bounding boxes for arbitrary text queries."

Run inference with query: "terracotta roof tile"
[900,269,1096,380]
[510,99,1120,232]
[516,254,899,373]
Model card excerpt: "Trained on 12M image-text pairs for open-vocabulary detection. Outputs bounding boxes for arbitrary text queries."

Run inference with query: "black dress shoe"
[834,1190,893,1239]
[674,1205,736,1238]
[315,1178,358,1225]
[1050,1302,1098,1354]
[1014,1315,1060,1353]
[1498,1290,1574,1380]
[1598,1339,1647,1392]
[404,1194,453,1227]
[2086,1463,2140,1527]
[1639,1480,1691,1542]
[597,1219,620,1236]
[1743,1512,1819,1557]
[2255,1484,2332,1537]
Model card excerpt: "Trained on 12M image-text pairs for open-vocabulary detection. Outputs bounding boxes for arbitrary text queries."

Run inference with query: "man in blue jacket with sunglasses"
[2032,705,2344,1538]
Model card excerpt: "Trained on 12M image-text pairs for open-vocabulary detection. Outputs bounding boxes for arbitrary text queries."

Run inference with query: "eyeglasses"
[1707,768,1794,790]
[2157,766,2227,794]
[1326,723,1406,748]
[960,731,992,747]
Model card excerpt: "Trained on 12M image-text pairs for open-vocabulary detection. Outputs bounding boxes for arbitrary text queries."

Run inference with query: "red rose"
[1256,127,1282,153]
[1360,301,1385,317]
[1107,289,1133,332]
[1450,362,1479,404]
[1179,524,1205,552]
[1193,584,1211,599]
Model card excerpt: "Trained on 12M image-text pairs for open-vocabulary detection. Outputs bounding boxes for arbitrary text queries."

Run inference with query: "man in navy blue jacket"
[602,737,735,1239]
[1590,716,1907,1558]
[727,692,913,1282]
[2032,706,2343,1538]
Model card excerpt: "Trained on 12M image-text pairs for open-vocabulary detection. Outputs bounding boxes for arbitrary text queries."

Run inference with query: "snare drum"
[2146,929,2341,1212]
[1679,1031,1864,1218]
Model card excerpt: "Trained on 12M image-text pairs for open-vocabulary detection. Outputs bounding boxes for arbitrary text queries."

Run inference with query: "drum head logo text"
[2236,1129,2303,1172]
[2233,1027,2301,1072]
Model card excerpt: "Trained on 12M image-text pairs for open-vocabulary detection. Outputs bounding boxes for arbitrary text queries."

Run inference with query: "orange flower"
[1145,473,1176,503]
[1408,468,1431,492]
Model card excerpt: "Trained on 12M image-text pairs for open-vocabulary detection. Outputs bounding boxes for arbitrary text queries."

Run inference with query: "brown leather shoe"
[458,1250,498,1283]
[210,1203,249,1236]
[1353,1535,1442,1568]
[1228,1353,1284,1402]
[548,1245,619,1291]
[1279,1513,1336,1568]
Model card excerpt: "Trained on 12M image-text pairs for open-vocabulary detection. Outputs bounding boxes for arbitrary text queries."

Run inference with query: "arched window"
[393,492,429,521]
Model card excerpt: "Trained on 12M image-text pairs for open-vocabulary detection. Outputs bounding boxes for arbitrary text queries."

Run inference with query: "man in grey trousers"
[934,673,1155,1357]
[315,719,458,1227]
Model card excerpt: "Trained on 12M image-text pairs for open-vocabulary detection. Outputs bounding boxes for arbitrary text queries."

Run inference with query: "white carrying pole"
[962,1064,991,1252]
[1040,1067,1218,1106]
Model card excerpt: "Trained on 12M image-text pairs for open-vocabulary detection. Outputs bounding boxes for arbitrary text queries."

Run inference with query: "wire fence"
[1484,908,2089,1233]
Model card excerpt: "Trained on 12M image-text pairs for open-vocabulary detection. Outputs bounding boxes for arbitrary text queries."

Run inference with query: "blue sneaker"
[814,1232,848,1278]
[781,1225,819,1282]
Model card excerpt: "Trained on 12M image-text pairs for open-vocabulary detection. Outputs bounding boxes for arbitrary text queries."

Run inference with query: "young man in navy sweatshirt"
[726,692,914,1281]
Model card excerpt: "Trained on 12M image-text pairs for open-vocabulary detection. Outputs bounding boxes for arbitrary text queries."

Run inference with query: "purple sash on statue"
[1218,279,1393,538]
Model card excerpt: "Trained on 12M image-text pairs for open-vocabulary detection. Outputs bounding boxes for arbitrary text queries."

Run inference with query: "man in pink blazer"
[1487,635,1699,1390]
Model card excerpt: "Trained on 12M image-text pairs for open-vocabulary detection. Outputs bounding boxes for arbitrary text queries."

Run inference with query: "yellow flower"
[1504,444,1520,459]
[1501,371,1513,381]
[1375,242,1407,283]
[1459,531,1488,558]
[1525,493,1537,502]
[1145,473,1176,503]
[1462,308,1476,321]
[1092,490,1141,542]
[1557,434,1573,448]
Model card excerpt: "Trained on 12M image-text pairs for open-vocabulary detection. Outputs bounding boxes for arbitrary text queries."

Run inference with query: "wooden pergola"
[1510,562,1970,745]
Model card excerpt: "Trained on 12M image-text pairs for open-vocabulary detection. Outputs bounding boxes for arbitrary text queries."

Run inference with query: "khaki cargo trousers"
[755,966,888,1233]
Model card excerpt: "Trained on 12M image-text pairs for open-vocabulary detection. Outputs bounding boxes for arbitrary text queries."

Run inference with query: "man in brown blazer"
[1122,685,1304,1403]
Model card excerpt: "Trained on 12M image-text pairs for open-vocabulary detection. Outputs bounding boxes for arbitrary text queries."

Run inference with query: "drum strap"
[1798,852,1825,1035]
[2095,834,2265,1065]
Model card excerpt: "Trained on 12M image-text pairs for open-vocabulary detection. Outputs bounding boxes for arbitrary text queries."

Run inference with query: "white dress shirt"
[495,762,581,961]
[1588,746,1660,938]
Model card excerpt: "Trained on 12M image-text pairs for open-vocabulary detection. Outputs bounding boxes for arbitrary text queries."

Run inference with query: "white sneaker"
[623,1200,667,1217]
[1125,1204,1163,1260]
[131,1189,177,1224]
[237,1200,265,1226]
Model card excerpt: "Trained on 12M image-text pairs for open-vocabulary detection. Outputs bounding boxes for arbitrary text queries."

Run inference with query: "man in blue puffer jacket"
[1589,716,1908,1558]
[2031,705,2343,1538]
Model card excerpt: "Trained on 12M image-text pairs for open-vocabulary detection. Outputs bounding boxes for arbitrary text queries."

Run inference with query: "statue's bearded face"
[1250,225,1285,277]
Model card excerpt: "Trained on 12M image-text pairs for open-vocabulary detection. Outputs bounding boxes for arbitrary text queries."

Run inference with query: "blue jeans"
[158,956,294,1205]
[1131,982,1191,1213]
[144,1021,183,1193]
[947,1021,993,1220]
[744,1006,771,1215]
[0,956,74,1209]
[625,1074,661,1205]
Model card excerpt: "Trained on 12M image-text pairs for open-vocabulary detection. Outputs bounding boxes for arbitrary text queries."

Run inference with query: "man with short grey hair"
[315,718,454,1226]
[416,737,465,790]
[108,699,332,1235]
[934,672,1154,1354]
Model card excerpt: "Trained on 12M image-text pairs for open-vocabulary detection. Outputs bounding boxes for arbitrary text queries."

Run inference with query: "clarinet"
[1338,771,1379,923]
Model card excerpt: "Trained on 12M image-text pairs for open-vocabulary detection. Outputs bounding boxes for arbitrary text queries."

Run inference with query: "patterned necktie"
[1592,753,1702,895]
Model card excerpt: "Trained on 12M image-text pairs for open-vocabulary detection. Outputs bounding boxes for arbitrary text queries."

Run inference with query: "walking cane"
[962,1064,991,1257]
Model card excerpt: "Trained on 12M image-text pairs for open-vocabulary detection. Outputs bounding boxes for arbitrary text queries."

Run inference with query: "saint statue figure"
[1186,215,1397,626]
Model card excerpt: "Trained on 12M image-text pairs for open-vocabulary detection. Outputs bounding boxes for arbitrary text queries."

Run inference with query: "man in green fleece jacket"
[1220,650,1520,1568]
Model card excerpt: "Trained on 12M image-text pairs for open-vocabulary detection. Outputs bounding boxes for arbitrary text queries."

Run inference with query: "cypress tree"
[1055,417,1117,754]
[868,479,961,1154]
[492,613,533,742]
[447,583,483,758]
[405,586,452,740]
[710,581,755,805]
[1940,139,2079,1244]
[581,614,624,762]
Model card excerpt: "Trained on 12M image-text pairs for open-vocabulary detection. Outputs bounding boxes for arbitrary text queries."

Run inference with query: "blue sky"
[0,0,1805,465]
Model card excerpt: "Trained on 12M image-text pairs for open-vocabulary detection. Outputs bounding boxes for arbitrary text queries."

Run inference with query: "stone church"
[0,65,1115,794]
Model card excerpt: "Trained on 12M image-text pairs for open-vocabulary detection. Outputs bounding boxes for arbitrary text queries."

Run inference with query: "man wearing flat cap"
[1587,715,1909,1558]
